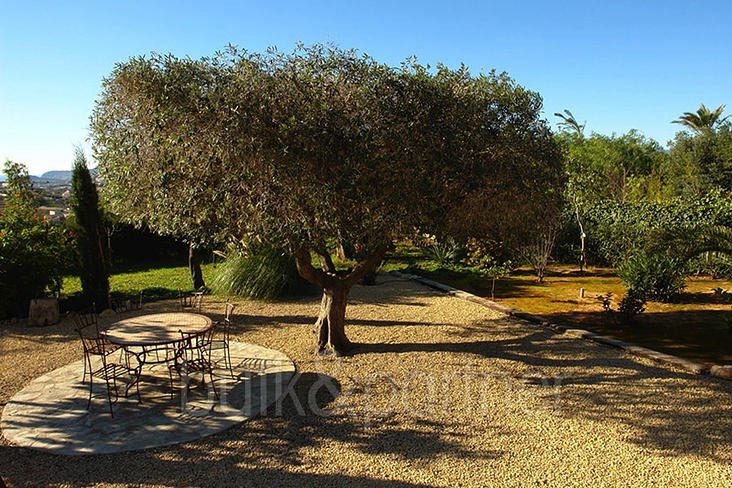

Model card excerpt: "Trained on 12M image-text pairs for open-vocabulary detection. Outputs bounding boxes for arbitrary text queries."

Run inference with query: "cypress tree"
[71,148,110,311]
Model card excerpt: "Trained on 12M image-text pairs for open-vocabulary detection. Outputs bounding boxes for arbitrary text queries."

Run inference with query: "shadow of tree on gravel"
[357,318,732,465]
[0,373,493,487]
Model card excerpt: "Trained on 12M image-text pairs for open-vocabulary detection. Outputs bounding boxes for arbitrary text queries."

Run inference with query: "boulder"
[28,298,60,327]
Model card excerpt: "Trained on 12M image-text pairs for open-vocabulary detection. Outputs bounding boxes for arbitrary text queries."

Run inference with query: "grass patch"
[60,259,218,309]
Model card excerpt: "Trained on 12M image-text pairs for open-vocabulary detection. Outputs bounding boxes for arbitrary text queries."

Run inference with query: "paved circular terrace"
[1,342,296,455]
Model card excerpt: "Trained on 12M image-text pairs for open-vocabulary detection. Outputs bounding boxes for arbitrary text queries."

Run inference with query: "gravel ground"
[1,276,731,487]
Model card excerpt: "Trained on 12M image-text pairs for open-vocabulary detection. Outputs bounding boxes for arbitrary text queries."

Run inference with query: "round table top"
[102,313,213,346]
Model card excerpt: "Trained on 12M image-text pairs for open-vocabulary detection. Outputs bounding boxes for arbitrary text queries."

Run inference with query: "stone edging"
[389,271,732,381]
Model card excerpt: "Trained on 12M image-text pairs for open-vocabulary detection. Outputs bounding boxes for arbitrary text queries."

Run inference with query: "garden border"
[389,271,732,381]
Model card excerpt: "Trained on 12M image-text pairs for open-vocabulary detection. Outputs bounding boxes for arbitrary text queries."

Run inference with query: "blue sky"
[1,0,730,175]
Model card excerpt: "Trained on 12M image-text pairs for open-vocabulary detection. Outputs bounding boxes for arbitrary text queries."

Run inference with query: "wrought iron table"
[101,313,213,398]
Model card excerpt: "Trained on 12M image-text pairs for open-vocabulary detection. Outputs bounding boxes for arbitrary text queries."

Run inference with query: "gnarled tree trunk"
[315,283,353,353]
[294,245,388,355]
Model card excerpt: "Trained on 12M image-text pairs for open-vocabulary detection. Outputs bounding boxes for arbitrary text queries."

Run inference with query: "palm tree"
[649,225,732,264]
[672,104,730,133]
[554,109,585,136]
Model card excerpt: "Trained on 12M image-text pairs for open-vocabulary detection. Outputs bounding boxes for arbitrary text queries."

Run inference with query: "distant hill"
[0,168,97,184]
[38,170,73,182]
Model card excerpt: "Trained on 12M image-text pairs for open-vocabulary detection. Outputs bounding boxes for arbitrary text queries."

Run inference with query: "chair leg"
[224,343,235,379]
[82,354,92,384]
[86,366,94,410]
[105,372,115,418]
[206,366,219,401]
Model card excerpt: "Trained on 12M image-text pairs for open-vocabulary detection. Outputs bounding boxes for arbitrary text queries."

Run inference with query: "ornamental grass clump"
[211,246,311,300]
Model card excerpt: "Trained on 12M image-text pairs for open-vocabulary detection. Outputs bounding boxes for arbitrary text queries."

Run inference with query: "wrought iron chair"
[171,323,219,400]
[73,306,139,416]
[211,301,236,379]
[73,305,118,383]
[112,292,143,318]
[179,289,204,313]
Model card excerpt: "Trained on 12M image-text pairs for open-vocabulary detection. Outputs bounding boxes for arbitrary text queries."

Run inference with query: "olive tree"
[92,44,564,355]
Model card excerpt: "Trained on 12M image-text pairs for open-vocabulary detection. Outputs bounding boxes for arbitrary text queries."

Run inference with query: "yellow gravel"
[1,276,731,487]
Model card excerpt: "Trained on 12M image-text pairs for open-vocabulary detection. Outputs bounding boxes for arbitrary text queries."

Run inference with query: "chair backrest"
[178,322,216,361]
[179,290,204,312]
[73,305,105,354]
[129,291,143,311]
[72,305,98,331]
[195,322,216,350]
[222,301,236,342]
[111,297,129,315]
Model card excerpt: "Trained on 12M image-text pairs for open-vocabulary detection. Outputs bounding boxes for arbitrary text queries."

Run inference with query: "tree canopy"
[92,44,565,354]
[558,129,665,203]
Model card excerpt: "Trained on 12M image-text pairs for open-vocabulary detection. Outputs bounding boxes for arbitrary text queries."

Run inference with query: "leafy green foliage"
[421,235,460,266]
[462,239,513,298]
[665,123,732,196]
[0,161,71,318]
[91,43,565,286]
[559,129,666,203]
[554,109,585,136]
[596,291,646,325]
[210,247,312,300]
[617,251,688,303]
[71,149,111,310]
[561,190,732,267]
[617,292,647,324]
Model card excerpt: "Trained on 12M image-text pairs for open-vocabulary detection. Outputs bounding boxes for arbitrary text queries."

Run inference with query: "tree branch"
[314,247,336,273]
[345,244,389,287]
[293,247,330,288]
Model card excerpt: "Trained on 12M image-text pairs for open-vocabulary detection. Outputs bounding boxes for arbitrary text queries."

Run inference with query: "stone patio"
[1,342,296,455]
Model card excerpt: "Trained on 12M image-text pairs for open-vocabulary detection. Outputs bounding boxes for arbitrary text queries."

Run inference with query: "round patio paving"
[1,342,296,455]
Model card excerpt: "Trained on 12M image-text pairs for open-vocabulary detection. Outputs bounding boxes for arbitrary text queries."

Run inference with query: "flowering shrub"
[0,161,72,318]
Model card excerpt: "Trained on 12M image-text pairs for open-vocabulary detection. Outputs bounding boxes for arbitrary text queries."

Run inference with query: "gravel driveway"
[1,276,730,487]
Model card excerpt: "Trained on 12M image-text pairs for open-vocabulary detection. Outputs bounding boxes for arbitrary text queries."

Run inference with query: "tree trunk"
[314,283,353,355]
[293,245,389,356]
[573,195,586,274]
[189,244,205,290]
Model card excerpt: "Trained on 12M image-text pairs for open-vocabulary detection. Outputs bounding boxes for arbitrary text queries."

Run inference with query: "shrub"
[421,235,460,266]
[616,251,688,302]
[0,161,72,318]
[617,292,647,324]
[596,291,646,325]
[556,190,732,267]
[71,149,110,310]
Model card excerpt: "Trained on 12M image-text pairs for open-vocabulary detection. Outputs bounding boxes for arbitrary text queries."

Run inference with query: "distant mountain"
[38,170,73,182]
[0,168,97,184]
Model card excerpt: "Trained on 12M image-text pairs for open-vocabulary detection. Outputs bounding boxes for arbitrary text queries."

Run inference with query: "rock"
[710,365,732,380]
[28,298,60,327]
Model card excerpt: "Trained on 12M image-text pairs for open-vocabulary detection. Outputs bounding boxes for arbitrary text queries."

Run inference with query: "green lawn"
[61,260,218,303]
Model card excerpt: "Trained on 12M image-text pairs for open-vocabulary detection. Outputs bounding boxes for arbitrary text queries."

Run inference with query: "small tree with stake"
[92,44,565,355]
[71,148,110,311]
